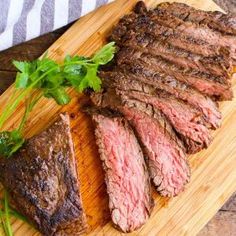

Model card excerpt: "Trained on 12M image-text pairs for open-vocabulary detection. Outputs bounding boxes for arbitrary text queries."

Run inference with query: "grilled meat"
[87,1,235,232]
[87,108,153,232]
[0,114,86,236]
[91,92,190,196]
[157,2,236,36]
[116,47,233,100]
[115,29,231,77]
[111,2,236,65]
[100,69,221,129]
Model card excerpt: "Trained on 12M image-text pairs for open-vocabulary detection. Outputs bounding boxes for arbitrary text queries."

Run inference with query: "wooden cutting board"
[0,0,235,235]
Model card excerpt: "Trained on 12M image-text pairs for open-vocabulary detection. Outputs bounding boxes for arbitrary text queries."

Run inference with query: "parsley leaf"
[44,87,71,105]
[0,131,24,157]
[92,42,116,65]
[83,64,101,92]
[15,72,29,88]
[12,61,30,73]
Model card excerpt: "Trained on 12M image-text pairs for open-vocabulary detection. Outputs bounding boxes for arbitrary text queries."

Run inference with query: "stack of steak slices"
[87,1,236,232]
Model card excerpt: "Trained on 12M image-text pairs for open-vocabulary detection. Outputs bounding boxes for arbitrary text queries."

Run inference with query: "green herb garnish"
[0,42,116,158]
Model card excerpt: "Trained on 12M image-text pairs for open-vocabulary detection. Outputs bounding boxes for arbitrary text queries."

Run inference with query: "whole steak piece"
[0,114,86,236]
[88,108,153,233]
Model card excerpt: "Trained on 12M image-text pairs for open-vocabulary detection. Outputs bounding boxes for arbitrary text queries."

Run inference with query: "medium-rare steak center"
[88,108,153,232]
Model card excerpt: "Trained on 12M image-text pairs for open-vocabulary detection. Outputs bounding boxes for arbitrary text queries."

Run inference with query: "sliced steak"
[92,87,211,154]
[157,2,236,36]
[110,6,233,62]
[124,91,212,153]
[116,30,231,77]
[120,90,212,153]
[121,102,190,197]
[116,47,233,100]
[150,8,236,60]
[0,114,86,236]
[100,69,221,129]
[111,4,236,64]
[87,108,153,232]
[90,92,190,196]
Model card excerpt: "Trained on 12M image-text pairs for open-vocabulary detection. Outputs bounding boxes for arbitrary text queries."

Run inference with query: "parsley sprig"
[0,42,116,158]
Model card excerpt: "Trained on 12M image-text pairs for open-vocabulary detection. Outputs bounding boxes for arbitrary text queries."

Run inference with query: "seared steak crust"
[115,28,231,77]
[157,2,236,36]
[116,47,233,100]
[148,8,236,60]
[89,108,153,232]
[111,18,229,60]
[0,114,86,236]
[111,3,236,63]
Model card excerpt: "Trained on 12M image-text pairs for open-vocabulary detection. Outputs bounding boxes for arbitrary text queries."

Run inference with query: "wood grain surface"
[0,0,235,235]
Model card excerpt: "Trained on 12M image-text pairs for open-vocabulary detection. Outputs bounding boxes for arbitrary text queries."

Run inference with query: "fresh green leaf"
[12,61,30,73]
[0,130,24,157]
[37,58,59,73]
[64,63,82,75]
[64,55,88,64]
[65,73,84,89]
[27,60,38,75]
[78,77,89,92]
[44,87,71,105]
[92,42,116,65]
[82,65,101,92]
[42,73,64,89]
[15,72,29,88]
[89,75,101,92]
[64,64,86,89]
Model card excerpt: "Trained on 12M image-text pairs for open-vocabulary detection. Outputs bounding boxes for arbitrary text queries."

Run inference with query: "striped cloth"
[0,0,114,51]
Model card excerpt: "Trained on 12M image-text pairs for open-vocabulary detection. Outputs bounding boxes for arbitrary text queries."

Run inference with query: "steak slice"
[91,87,211,154]
[111,17,229,60]
[121,90,212,153]
[90,92,190,196]
[100,68,222,129]
[149,8,236,61]
[0,114,86,236]
[111,2,236,65]
[116,47,233,100]
[121,101,190,197]
[157,2,236,36]
[87,108,153,232]
[114,29,231,77]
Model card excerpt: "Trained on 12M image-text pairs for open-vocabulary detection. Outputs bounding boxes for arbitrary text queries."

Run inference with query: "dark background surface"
[0,1,235,235]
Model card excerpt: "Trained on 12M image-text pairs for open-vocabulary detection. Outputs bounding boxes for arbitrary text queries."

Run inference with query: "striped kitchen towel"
[0,0,114,51]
